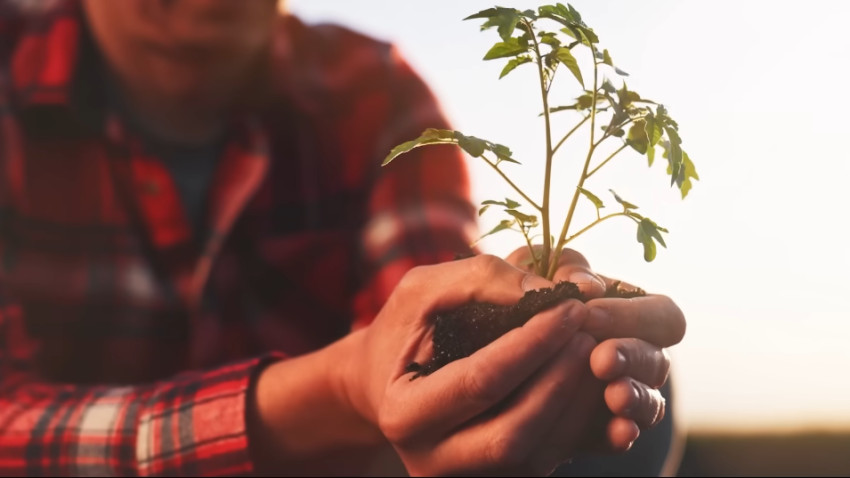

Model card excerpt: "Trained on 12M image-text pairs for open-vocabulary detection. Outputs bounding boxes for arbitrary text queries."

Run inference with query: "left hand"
[505,246,686,453]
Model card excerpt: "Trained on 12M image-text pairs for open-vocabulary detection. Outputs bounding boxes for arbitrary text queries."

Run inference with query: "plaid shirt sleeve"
[352,47,479,329]
[0,291,279,476]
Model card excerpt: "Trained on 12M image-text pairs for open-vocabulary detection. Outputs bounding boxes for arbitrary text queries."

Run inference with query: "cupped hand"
[505,246,686,452]
[344,255,610,476]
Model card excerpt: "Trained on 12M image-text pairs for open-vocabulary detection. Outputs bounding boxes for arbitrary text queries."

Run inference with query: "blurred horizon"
[286,0,850,434]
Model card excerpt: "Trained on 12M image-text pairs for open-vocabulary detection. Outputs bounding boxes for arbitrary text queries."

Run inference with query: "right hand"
[344,255,599,476]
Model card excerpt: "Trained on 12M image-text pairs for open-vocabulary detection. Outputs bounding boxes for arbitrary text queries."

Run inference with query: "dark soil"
[405,279,646,380]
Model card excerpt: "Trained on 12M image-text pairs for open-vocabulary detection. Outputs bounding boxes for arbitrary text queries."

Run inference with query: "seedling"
[383,4,697,378]
[384,3,697,279]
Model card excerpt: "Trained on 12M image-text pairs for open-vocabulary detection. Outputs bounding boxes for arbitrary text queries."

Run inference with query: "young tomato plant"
[383,3,697,281]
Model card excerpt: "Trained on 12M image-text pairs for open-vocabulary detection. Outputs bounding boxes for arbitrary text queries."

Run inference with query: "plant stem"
[562,212,630,246]
[547,44,600,280]
[481,154,542,211]
[552,115,590,155]
[587,144,627,178]
[525,18,554,276]
[520,225,541,272]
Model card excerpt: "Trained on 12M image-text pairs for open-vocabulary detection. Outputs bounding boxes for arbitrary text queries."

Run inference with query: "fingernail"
[625,380,642,415]
[568,271,606,295]
[522,274,552,292]
[627,422,640,447]
[586,307,611,332]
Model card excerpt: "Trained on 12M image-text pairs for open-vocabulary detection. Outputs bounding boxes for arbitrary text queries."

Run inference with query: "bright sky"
[287,0,850,433]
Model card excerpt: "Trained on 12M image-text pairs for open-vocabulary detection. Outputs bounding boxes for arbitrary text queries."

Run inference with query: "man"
[0,0,685,475]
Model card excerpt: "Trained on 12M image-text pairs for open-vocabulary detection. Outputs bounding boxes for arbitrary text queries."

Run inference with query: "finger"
[505,247,606,299]
[589,338,671,387]
[427,332,597,476]
[504,245,542,273]
[550,249,605,298]
[583,295,686,347]
[606,416,641,452]
[604,378,666,429]
[384,300,587,442]
[598,274,642,293]
[529,367,605,473]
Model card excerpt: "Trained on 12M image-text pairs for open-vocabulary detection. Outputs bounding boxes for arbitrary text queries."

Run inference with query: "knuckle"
[377,406,413,444]
[399,265,428,291]
[625,338,668,387]
[473,254,505,277]
[652,348,672,387]
[557,248,590,267]
[461,363,502,407]
[487,433,530,469]
[632,384,664,428]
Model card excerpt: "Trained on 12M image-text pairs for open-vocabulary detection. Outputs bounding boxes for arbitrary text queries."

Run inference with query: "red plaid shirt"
[0,1,475,475]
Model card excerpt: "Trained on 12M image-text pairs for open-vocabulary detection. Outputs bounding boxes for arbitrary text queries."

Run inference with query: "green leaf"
[664,126,683,187]
[384,129,519,166]
[601,79,616,94]
[646,144,655,167]
[495,13,521,41]
[382,128,455,166]
[636,223,657,262]
[614,66,629,76]
[660,141,697,198]
[455,132,487,157]
[578,187,605,209]
[635,216,668,262]
[483,37,529,60]
[609,189,638,210]
[538,31,561,47]
[602,49,613,66]
[500,56,533,78]
[645,113,663,147]
[491,142,521,164]
[616,82,642,108]
[575,93,596,110]
[566,3,583,23]
[556,47,584,88]
[471,8,522,41]
[574,25,599,44]
[679,151,699,198]
[464,8,502,20]
[626,120,649,154]
[480,198,521,210]
[505,209,538,226]
[639,217,667,248]
[544,92,599,114]
[474,219,516,245]
[538,3,577,21]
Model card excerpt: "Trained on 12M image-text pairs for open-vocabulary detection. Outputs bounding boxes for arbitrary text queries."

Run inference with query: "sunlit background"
[287,0,850,436]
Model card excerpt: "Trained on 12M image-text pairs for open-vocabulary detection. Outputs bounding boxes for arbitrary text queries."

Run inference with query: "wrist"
[247,334,385,474]
[332,328,378,427]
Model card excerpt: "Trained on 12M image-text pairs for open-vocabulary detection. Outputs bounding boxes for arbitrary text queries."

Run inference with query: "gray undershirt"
[106,76,224,241]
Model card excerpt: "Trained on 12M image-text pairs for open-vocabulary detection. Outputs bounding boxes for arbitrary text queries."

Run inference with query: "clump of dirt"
[405,280,645,380]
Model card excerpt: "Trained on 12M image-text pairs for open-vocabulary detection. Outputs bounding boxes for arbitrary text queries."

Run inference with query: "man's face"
[83,0,280,104]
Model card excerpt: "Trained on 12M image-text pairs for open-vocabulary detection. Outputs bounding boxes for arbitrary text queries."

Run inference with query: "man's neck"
[106,71,227,147]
